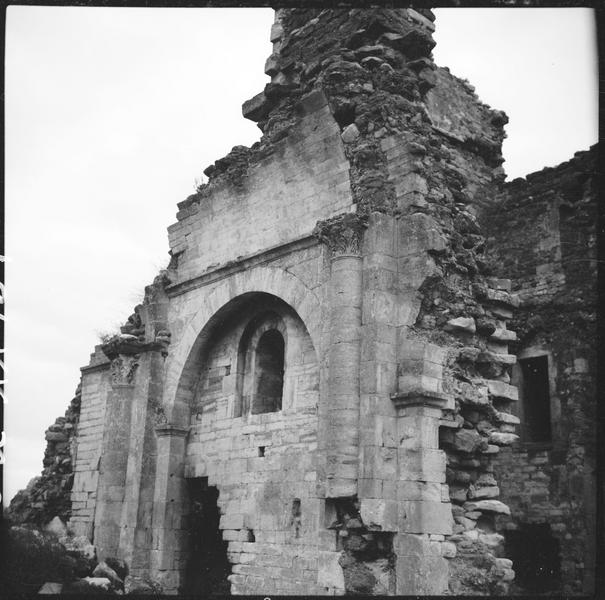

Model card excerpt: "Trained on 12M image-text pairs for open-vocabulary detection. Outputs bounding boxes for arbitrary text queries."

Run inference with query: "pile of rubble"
[2,516,160,595]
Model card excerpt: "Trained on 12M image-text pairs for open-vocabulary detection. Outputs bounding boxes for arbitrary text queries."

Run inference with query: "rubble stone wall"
[6,387,82,527]
[483,148,597,594]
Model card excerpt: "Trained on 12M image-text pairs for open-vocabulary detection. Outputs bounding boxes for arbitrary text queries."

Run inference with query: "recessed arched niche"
[186,292,318,427]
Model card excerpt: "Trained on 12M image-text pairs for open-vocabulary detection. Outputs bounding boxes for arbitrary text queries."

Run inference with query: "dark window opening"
[290,498,302,538]
[520,356,552,443]
[258,446,265,457]
[505,523,561,593]
[252,329,284,414]
[183,478,230,595]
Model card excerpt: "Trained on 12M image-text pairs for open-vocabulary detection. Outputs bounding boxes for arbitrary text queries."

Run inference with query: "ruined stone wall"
[169,93,353,284]
[69,349,110,540]
[11,8,598,597]
[6,386,81,527]
[215,7,517,595]
[483,147,598,594]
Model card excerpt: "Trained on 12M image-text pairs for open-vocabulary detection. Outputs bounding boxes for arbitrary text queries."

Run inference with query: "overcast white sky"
[4,8,597,505]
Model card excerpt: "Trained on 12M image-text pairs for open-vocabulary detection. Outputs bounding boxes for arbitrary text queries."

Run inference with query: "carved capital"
[102,334,167,361]
[313,213,367,257]
[110,354,139,386]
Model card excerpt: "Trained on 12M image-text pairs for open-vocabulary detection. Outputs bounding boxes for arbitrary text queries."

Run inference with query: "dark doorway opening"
[505,522,561,593]
[183,478,231,595]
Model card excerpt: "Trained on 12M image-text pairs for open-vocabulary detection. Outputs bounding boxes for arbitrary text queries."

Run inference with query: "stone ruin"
[6,7,597,596]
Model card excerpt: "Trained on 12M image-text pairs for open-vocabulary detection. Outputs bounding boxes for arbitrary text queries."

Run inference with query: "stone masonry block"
[397,414,439,449]
[399,500,453,535]
[396,553,448,595]
[486,379,519,401]
[358,478,383,498]
[397,374,445,398]
[361,445,397,480]
[362,290,397,325]
[398,213,445,257]
[317,551,345,590]
[360,499,398,531]
[395,173,428,196]
[398,448,446,483]
[397,480,442,502]
[366,213,396,255]
[220,513,245,530]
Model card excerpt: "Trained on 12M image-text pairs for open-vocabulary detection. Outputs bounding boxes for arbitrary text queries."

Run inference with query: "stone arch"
[163,267,321,425]
[235,311,288,417]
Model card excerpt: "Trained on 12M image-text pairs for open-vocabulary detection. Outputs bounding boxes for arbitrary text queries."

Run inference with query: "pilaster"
[93,343,139,559]
[391,373,454,594]
[150,422,189,594]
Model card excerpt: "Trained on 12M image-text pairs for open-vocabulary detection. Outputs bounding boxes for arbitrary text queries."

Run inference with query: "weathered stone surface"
[490,328,517,342]
[242,91,272,122]
[38,582,63,594]
[468,485,500,500]
[83,577,112,591]
[400,501,454,535]
[488,431,519,446]
[444,317,476,334]
[495,411,520,425]
[486,379,519,401]
[441,541,457,558]
[105,557,128,581]
[452,429,485,453]
[317,551,345,590]
[464,500,511,515]
[92,561,123,589]
[341,123,360,143]
[360,499,398,531]
[456,380,489,406]
[44,516,68,538]
[396,553,448,594]
[477,350,516,365]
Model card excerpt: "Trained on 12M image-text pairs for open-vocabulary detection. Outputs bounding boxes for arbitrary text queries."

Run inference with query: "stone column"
[314,213,366,498]
[93,345,139,560]
[150,422,189,594]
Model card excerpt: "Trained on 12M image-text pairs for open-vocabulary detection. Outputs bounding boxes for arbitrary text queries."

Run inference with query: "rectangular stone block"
[397,480,442,502]
[397,374,444,398]
[397,414,439,449]
[398,449,446,483]
[220,513,245,530]
[360,499,398,531]
[317,551,345,590]
[361,446,397,480]
[399,501,454,535]
[395,553,448,595]
[358,478,383,498]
